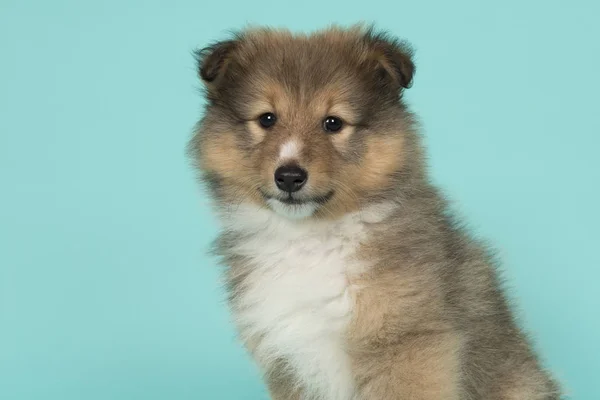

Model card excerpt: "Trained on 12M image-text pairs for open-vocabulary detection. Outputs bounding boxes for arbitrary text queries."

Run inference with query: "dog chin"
[266,198,319,219]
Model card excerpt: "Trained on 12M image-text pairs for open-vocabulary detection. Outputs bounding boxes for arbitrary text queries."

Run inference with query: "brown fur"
[189,24,561,399]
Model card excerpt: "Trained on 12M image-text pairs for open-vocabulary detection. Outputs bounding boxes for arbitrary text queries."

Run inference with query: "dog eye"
[323,116,343,133]
[258,113,277,128]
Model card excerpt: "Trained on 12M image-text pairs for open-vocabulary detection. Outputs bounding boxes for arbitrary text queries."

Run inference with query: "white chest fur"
[219,204,393,400]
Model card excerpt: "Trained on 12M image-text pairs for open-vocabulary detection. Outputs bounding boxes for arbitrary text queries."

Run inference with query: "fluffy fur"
[189,24,561,399]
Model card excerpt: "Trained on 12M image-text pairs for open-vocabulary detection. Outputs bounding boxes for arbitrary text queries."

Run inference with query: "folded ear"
[194,39,238,88]
[363,29,416,90]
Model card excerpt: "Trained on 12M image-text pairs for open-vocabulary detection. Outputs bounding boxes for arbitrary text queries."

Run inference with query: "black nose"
[274,165,308,193]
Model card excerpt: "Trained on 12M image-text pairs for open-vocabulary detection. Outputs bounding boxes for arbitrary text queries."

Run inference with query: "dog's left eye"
[323,116,343,133]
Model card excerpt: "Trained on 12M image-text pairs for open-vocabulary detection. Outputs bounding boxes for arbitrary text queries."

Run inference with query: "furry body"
[190,25,560,399]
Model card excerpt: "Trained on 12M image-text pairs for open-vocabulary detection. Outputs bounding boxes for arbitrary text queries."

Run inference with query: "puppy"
[189,25,561,400]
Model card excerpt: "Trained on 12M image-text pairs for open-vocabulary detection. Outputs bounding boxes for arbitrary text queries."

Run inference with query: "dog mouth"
[259,189,334,206]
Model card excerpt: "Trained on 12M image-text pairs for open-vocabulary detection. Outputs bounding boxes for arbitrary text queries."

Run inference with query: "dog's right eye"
[258,113,277,128]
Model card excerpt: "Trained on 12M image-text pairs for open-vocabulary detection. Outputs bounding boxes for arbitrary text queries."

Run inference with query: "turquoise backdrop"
[1,0,598,399]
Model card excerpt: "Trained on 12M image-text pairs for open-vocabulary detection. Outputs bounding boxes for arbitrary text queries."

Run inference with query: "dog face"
[191,26,418,219]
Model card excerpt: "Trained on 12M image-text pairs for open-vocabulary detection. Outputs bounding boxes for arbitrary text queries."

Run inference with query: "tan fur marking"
[355,135,405,192]
[199,131,263,206]
[349,276,446,343]
[328,126,355,155]
[348,244,461,399]
[246,99,274,117]
[200,132,245,180]
[352,332,462,400]
[328,103,358,124]
[246,121,266,144]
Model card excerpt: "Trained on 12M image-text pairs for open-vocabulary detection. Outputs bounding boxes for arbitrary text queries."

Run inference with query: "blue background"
[1,0,598,398]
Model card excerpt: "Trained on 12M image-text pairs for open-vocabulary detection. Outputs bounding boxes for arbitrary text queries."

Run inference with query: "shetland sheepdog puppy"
[188,25,561,400]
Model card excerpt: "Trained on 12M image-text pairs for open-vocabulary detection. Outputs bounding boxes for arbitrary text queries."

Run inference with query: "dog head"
[190,25,420,220]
